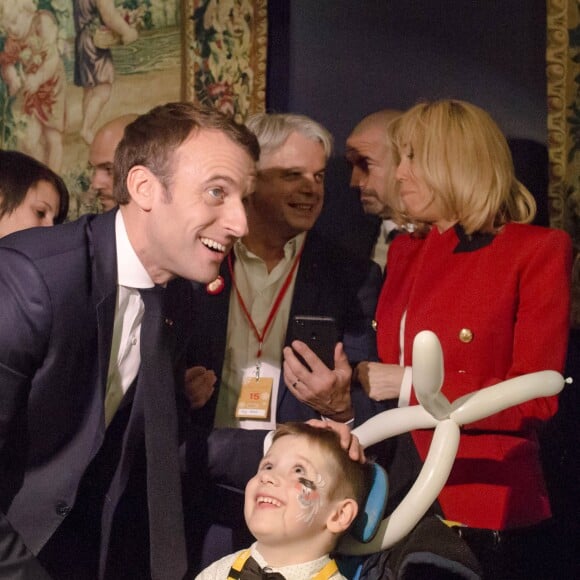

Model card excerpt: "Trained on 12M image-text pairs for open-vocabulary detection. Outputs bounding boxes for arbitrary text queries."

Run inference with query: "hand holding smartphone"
[290,315,338,370]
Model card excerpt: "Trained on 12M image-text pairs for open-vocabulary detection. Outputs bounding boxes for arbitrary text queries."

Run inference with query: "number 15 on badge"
[235,376,274,419]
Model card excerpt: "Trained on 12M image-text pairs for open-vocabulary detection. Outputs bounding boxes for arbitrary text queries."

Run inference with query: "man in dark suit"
[184,113,384,569]
[0,102,259,580]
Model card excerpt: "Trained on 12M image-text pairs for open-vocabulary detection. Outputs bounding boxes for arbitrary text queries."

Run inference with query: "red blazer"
[376,223,572,529]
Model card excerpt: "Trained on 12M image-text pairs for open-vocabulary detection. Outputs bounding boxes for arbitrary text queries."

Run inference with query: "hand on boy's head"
[306,418,366,463]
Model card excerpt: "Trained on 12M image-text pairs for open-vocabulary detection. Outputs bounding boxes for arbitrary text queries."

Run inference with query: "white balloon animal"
[338,330,567,556]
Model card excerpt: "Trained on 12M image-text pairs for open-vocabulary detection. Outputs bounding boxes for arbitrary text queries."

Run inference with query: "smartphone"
[290,315,338,370]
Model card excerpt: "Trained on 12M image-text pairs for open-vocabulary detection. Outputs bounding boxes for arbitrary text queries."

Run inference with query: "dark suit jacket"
[0,211,193,575]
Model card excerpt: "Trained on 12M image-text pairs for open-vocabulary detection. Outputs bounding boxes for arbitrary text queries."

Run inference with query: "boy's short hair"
[272,422,372,509]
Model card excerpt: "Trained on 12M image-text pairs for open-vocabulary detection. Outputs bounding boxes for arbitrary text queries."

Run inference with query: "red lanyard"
[228,245,304,359]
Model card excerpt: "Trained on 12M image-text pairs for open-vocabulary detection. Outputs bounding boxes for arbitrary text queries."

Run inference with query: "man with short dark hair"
[0,102,258,580]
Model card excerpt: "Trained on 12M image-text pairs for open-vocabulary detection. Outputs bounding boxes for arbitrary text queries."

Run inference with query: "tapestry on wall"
[547,0,580,327]
[182,0,267,123]
[0,0,267,220]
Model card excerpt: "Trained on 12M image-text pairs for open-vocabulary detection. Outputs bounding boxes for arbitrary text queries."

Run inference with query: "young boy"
[195,422,372,579]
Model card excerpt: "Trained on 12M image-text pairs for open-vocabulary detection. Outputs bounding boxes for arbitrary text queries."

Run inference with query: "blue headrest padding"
[349,462,388,543]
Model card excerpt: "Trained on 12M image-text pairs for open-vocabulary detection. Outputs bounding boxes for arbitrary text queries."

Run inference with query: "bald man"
[346,109,402,269]
[88,113,139,211]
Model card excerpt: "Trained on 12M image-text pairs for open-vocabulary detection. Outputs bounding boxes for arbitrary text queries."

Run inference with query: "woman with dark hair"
[0,150,69,238]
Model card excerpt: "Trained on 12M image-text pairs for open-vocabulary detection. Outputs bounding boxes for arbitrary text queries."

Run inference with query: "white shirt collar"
[235,231,307,262]
[115,210,155,289]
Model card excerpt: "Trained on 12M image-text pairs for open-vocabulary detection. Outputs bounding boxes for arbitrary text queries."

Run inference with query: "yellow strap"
[313,559,339,580]
[227,549,252,579]
[227,551,338,580]
[440,518,466,528]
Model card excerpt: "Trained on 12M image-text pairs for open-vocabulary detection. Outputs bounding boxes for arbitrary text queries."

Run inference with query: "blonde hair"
[390,99,536,235]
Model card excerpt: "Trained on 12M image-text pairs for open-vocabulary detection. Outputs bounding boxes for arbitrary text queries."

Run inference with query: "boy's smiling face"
[244,434,338,553]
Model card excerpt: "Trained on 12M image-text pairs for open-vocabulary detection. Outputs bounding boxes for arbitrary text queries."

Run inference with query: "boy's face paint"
[296,475,326,524]
[244,435,337,548]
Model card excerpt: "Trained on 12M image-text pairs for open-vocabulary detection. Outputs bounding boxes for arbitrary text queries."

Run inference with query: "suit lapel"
[194,260,231,374]
[189,260,232,425]
[287,235,323,324]
[278,234,323,411]
[87,211,119,401]
[211,260,232,370]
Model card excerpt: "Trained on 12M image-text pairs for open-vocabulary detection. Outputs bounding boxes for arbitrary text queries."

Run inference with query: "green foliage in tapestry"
[37,0,56,14]
[122,0,154,30]
[0,33,16,150]
[188,0,254,121]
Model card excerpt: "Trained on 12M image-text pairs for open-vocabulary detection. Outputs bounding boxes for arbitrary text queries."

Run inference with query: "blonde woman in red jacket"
[356,99,572,580]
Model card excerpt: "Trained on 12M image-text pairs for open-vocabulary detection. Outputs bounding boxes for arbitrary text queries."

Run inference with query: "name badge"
[235,375,273,419]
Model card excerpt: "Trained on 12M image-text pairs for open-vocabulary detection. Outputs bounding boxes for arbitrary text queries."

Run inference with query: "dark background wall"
[266,0,548,258]
[267,0,547,151]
